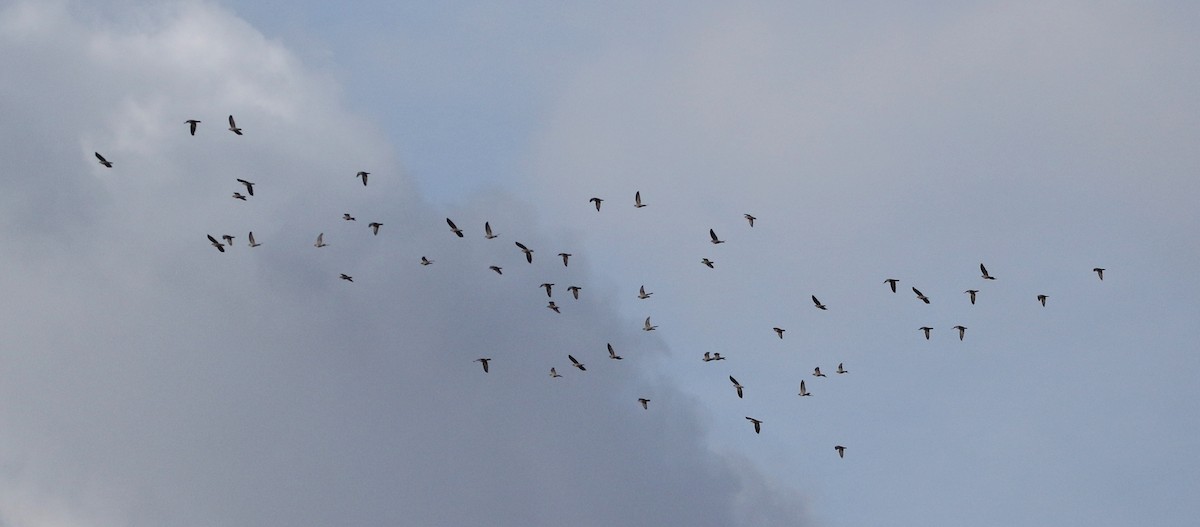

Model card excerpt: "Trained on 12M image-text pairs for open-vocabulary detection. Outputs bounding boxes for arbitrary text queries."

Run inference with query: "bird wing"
[514,241,528,251]
[569,355,580,365]
[485,222,492,236]
[446,218,458,230]
[94,152,108,163]
[710,229,719,242]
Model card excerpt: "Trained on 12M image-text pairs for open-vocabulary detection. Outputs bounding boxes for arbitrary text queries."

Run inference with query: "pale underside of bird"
[643,317,657,331]
[227,114,242,135]
[340,273,353,282]
[420,256,433,266]
[912,287,930,304]
[185,119,200,135]
[920,326,933,340]
[232,192,247,201]
[773,327,785,339]
[549,367,562,378]
[701,258,714,268]
[813,367,826,377]
[343,213,356,221]
[236,178,255,196]
[446,218,463,237]
[314,233,327,248]
[369,222,382,235]
[547,301,560,313]
[515,241,533,263]
[356,171,369,186]
[540,283,554,297]
[638,285,652,299]
[484,222,498,239]
[475,358,490,373]
[569,354,586,371]
[884,278,898,293]
[812,295,827,310]
[489,265,502,275]
[247,231,261,247]
[746,416,762,434]
[558,253,571,266]
[1037,294,1049,306]
[589,197,603,211]
[1093,267,1105,280]
[638,398,650,409]
[836,363,848,374]
[980,263,996,280]
[709,229,724,244]
[730,376,744,398]
[835,445,846,458]
[95,152,112,167]
[744,214,756,227]
[953,325,967,340]
[608,343,622,360]
[634,191,646,208]
[207,234,225,252]
[567,286,581,299]
[798,380,811,396]
[965,289,978,304]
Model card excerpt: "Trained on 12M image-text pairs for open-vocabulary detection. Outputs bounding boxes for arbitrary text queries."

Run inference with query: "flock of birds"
[92,115,1110,458]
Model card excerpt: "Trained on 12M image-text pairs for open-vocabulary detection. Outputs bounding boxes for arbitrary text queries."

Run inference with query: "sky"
[1,1,1198,526]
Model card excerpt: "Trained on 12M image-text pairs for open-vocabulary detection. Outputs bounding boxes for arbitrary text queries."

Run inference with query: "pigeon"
[95,152,113,167]
[489,266,503,275]
[953,325,967,341]
[798,380,811,396]
[634,191,646,208]
[550,367,562,378]
[558,253,571,267]
[980,263,996,280]
[446,218,464,237]
[965,289,979,305]
[420,256,433,266]
[207,234,225,253]
[773,327,785,339]
[701,258,715,268]
[232,192,247,201]
[884,278,899,293]
[812,295,827,310]
[730,376,744,398]
[912,287,930,304]
[314,233,327,248]
[835,445,846,458]
[709,229,724,244]
[568,354,586,371]
[247,231,261,247]
[745,416,762,434]
[227,115,242,135]
[813,367,826,377]
[339,273,353,282]
[589,197,603,211]
[484,222,498,239]
[343,213,356,221]
[607,343,622,360]
[547,301,560,313]
[643,317,658,331]
[638,285,652,299]
[1093,267,1105,280]
[744,214,756,227]
[221,234,235,246]
[185,119,200,135]
[368,222,382,235]
[356,171,369,186]
[638,398,650,409]
[567,286,581,299]
[515,242,533,263]
[236,178,255,196]
[836,363,848,374]
[1037,294,1049,307]
[919,327,933,340]
[540,283,555,297]
[475,358,491,373]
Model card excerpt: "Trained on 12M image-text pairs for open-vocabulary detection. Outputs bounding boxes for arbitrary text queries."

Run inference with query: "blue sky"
[1,1,1198,526]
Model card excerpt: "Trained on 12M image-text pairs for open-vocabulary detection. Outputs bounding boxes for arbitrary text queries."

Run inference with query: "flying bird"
[745,416,762,434]
[835,445,846,458]
[368,222,382,235]
[919,326,933,340]
[634,191,646,208]
[232,192,247,201]
[343,213,356,221]
[221,234,235,246]
[709,229,724,244]
[420,256,433,266]
[549,367,562,378]
[227,115,242,135]
[356,171,369,186]
[711,353,726,361]
[568,354,586,371]
[94,152,113,167]
[515,241,533,263]
[744,214,756,227]
[773,327,785,339]
[247,231,261,247]
[701,258,715,268]
[558,253,572,267]
[547,301,560,313]
[953,325,967,341]
[813,367,826,377]
[980,263,996,280]
[729,376,744,399]
[1093,267,1105,280]
[836,363,848,374]
[567,286,581,299]
[484,222,498,239]
[703,352,713,362]
[912,287,930,304]
[589,197,603,211]
[638,285,652,299]
[798,380,811,396]
[608,343,623,360]
[446,218,464,237]
[207,234,225,253]
[812,295,827,310]
[489,266,503,275]
[339,273,353,282]
[314,233,327,248]
[185,119,200,135]
[540,283,555,297]
[638,398,650,409]
[1037,294,1049,307]
[965,289,979,305]
[236,178,255,196]
[475,358,491,373]
[643,317,658,331]
[884,279,899,293]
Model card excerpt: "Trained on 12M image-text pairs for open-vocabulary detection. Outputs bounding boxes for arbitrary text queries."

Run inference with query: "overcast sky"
[1,1,1198,526]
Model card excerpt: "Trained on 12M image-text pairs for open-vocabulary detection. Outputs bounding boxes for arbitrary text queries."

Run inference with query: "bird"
[638,398,650,410]
[729,376,744,399]
[701,258,715,268]
[540,283,554,297]
[919,327,933,340]
[420,256,433,266]
[339,273,353,282]
[489,266,503,275]
[94,152,113,167]
[744,214,756,227]
[549,367,562,378]
[558,253,571,267]
[912,287,930,304]
[356,171,369,186]
[638,285,652,299]
[484,222,498,239]
[227,115,242,135]
[247,231,261,247]
[568,354,586,371]
[980,263,996,280]
[368,222,382,235]
[567,286,581,299]
[837,363,849,374]
[965,289,979,304]
[1037,294,1049,306]
[798,380,812,397]
[813,367,826,377]
[343,213,356,221]
[589,197,603,211]
[835,445,846,458]
[221,234,235,246]
[884,278,899,293]
[236,178,255,196]
[773,327,785,339]
[207,234,225,253]
[712,353,726,361]
[446,218,464,237]
[547,301,560,313]
[314,233,327,248]
[643,317,658,331]
[1093,267,1105,280]
[232,192,247,201]
[812,295,827,310]
[634,191,647,208]
[607,343,622,360]
[953,325,967,341]
[185,119,200,135]
[709,228,724,244]
[702,352,713,362]
[745,416,762,434]
[515,241,533,263]
[475,358,491,373]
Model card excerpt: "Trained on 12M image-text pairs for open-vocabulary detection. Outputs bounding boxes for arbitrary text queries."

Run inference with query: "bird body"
[730,376,744,398]
[638,398,650,409]
[835,445,846,458]
[773,327,785,339]
[701,258,714,268]
[589,197,603,211]
[813,367,826,377]
[185,119,200,135]
[515,241,533,263]
[812,295,827,310]
[558,253,571,267]
[634,191,646,208]
[1093,267,1105,280]
[744,214,756,227]
[247,231,261,247]
[221,234,234,246]
[1037,294,1049,307]
[484,222,498,239]
[95,152,113,167]
[356,171,369,186]
[798,380,811,396]
[920,327,933,340]
[980,263,996,280]
[712,353,725,361]
[207,234,225,253]
[638,285,652,299]
[965,289,979,304]
[884,278,898,293]
[227,115,242,135]
[912,287,930,304]
[547,301,560,313]
[368,222,382,235]
[550,367,562,378]
[540,283,554,297]
[643,317,657,331]
[568,354,586,371]
[953,325,967,340]
[343,213,356,221]
[489,266,503,275]
[836,363,848,374]
[746,417,762,434]
[236,178,255,196]
[314,233,327,248]
[232,192,247,201]
[567,286,581,299]
[475,358,491,373]
[339,273,353,282]
[420,256,433,266]
[607,343,622,360]
[446,218,463,237]
[709,229,724,244]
